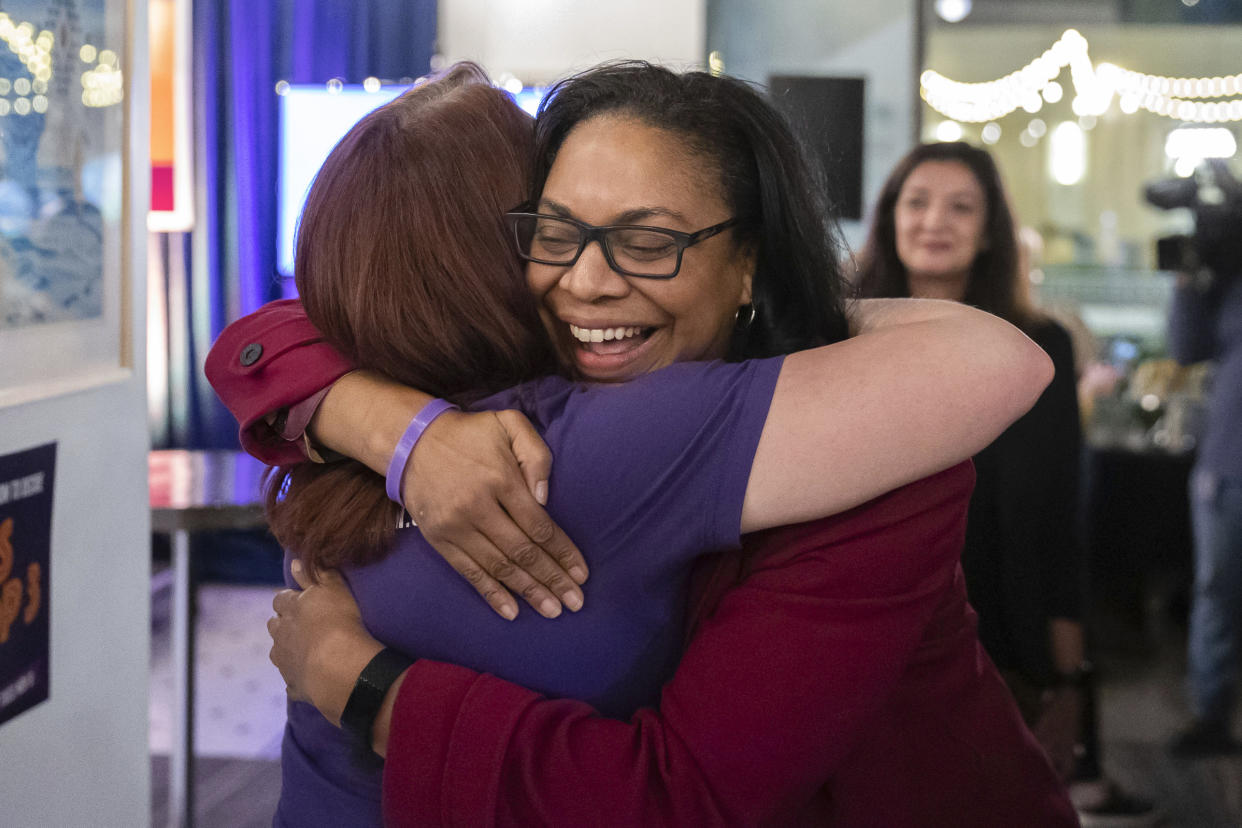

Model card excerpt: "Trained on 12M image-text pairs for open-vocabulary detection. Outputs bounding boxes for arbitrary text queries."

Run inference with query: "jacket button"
[240,343,263,367]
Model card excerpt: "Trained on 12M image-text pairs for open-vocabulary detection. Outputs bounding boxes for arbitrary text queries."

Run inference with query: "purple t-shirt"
[275,357,784,827]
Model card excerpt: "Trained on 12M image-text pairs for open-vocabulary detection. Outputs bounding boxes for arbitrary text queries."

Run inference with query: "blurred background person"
[856,140,1156,825]
[1163,161,1242,758]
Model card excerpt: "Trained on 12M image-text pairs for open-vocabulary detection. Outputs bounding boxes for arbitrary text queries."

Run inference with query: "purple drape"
[154,0,435,448]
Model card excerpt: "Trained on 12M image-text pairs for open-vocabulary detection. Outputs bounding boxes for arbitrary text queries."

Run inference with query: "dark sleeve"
[1167,280,1220,365]
[993,321,1086,627]
[380,465,974,827]
[204,298,354,465]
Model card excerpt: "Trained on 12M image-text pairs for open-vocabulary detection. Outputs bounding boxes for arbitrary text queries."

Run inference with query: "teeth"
[569,324,643,344]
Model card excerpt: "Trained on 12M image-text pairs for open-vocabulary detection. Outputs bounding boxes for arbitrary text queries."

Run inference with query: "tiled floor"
[149,582,287,759]
[149,582,285,827]
[1091,608,1242,827]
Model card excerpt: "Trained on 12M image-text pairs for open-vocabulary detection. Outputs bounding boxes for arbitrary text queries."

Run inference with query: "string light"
[0,11,125,110]
[922,28,1242,124]
[0,15,55,80]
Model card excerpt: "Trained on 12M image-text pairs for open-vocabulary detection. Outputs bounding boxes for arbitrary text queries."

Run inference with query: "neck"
[907,270,968,303]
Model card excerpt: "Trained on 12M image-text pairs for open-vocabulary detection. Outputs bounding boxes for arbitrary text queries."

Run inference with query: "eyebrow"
[538,198,689,225]
[902,186,982,202]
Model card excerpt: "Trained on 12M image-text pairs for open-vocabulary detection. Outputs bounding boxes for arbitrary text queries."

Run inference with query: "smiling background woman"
[856,141,1151,821]
[857,140,1086,760]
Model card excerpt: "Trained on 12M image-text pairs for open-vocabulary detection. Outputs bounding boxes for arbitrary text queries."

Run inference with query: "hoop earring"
[735,303,756,330]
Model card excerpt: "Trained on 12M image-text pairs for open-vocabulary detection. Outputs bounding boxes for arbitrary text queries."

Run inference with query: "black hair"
[533,61,851,358]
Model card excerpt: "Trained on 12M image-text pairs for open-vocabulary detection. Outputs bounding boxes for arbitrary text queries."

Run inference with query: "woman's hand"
[405,409,588,620]
[269,560,383,726]
[311,371,589,621]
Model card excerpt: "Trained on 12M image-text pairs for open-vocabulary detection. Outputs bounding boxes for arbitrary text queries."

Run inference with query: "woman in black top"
[855,141,1153,822]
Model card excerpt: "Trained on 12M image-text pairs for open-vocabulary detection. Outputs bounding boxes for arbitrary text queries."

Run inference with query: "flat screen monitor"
[277,84,548,276]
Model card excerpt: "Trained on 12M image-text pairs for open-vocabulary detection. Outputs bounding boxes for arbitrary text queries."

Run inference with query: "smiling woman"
[523,114,754,381]
[857,140,1030,327]
[893,159,989,301]
[208,63,1074,827]
[854,141,1147,818]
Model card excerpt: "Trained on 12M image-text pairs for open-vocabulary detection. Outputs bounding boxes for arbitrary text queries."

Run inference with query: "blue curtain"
[152,0,436,449]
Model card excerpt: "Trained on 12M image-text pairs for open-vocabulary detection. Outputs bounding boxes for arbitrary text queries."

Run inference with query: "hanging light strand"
[922,28,1242,124]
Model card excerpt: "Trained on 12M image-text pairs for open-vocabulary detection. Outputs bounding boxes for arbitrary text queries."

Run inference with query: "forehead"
[541,115,726,222]
[900,160,985,201]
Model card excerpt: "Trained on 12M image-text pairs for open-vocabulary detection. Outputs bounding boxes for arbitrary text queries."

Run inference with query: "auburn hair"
[264,63,557,572]
[854,141,1041,331]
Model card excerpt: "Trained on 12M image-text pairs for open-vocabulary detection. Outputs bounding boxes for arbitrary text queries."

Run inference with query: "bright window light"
[934,120,964,142]
[935,0,972,24]
[1049,121,1086,186]
[1175,156,1200,177]
[1164,127,1237,161]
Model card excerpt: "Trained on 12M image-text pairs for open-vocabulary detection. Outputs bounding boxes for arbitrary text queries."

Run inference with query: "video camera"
[1144,158,1242,276]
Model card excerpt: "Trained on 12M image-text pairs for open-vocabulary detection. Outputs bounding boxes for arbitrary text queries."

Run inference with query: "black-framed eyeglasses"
[504,210,740,279]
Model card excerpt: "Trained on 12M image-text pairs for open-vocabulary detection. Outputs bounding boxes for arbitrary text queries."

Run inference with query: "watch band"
[340,647,414,747]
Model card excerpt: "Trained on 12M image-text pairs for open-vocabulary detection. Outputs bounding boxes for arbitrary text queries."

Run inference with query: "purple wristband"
[384,398,460,505]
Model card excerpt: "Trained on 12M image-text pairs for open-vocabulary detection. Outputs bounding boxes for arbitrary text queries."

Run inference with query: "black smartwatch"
[340,647,414,747]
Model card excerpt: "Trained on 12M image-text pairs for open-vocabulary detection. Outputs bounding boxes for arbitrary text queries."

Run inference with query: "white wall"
[438,0,707,83]
[0,1,150,825]
[709,0,920,252]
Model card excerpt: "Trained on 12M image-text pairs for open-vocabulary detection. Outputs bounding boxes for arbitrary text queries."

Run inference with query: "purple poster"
[0,442,54,728]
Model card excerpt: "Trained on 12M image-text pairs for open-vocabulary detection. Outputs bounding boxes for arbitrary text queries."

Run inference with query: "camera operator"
[1153,161,1242,756]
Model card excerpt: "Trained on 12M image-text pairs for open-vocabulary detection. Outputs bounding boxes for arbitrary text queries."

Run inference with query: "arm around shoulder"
[741,298,1053,532]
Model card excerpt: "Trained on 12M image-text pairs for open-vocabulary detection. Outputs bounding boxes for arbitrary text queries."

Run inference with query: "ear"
[735,243,756,307]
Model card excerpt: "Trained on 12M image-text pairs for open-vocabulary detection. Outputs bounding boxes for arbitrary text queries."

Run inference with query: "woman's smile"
[528,114,754,383]
[562,320,661,379]
[894,159,987,300]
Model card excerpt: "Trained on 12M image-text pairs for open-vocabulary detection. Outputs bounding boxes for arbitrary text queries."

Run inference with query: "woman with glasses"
[209,62,1075,825]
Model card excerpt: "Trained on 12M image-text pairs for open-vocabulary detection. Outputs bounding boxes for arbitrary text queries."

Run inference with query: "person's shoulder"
[570,358,785,416]
[470,374,575,420]
[607,357,785,392]
[747,461,976,558]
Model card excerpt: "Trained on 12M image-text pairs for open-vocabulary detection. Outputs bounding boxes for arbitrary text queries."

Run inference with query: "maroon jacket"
[380,464,1076,827]
[206,301,1077,827]
[205,298,353,465]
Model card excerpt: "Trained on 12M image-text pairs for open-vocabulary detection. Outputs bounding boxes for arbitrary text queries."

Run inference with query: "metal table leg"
[169,528,195,828]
